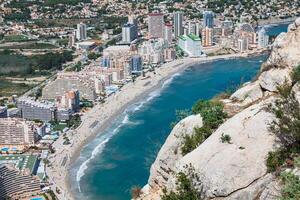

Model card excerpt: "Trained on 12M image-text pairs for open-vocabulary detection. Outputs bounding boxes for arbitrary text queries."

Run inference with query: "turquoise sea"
[69,23,289,200]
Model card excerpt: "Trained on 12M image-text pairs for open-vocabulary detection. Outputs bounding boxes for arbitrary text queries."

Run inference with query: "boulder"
[295,17,300,27]
[230,81,263,105]
[173,99,276,199]
[258,68,291,92]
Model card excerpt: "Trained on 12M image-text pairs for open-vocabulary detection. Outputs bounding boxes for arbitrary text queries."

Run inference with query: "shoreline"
[45,51,266,200]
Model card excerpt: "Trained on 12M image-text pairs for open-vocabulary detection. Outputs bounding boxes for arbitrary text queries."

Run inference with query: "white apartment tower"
[76,22,87,41]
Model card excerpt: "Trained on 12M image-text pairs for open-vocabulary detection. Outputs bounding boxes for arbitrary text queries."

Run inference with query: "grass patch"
[0,42,57,49]
[280,172,300,199]
[0,79,35,97]
[3,34,32,42]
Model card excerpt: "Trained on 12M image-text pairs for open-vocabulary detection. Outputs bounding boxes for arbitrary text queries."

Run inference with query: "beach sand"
[45,52,259,200]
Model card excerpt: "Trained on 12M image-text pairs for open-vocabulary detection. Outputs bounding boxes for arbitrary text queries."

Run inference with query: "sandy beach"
[45,52,261,200]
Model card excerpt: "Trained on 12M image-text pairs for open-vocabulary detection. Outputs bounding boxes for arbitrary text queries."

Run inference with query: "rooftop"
[187,33,201,41]
[0,154,38,174]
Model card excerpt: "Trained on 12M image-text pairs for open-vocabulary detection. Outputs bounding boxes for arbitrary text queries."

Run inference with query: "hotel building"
[0,118,37,152]
[76,22,87,41]
[203,11,214,28]
[178,34,202,57]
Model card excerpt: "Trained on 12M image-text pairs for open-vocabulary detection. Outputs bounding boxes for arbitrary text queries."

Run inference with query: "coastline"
[46,51,265,200]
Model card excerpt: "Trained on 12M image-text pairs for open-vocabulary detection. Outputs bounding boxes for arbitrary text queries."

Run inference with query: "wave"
[76,137,110,192]
[75,71,181,191]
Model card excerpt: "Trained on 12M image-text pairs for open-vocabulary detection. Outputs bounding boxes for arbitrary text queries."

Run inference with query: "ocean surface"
[69,24,289,200]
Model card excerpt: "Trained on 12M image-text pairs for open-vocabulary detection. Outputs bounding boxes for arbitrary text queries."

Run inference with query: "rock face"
[258,68,291,92]
[141,114,203,199]
[230,81,263,105]
[262,19,300,70]
[141,18,300,200]
[175,100,276,199]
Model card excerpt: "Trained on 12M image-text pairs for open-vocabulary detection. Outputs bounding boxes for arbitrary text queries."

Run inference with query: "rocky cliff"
[140,18,300,200]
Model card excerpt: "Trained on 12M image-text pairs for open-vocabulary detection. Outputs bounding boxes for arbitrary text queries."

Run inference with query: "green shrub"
[192,100,227,129]
[266,149,289,172]
[181,100,227,155]
[181,126,212,155]
[280,172,300,200]
[161,168,201,200]
[291,65,300,84]
[220,133,231,144]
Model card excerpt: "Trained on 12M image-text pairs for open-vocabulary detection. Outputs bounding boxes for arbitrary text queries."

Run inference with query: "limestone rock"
[174,99,276,199]
[262,20,300,70]
[143,114,203,198]
[258,68,291,92]
[230,81,263,105]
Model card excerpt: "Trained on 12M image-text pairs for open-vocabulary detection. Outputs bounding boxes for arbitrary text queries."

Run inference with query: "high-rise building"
[0,118,37,151]
[257,27,269,48]
[68,33,76,48]
[76,22,87,41]
[178,34,202,57]
[201,27,213,47]
[238,38,249,52]
[17,98,56,122]
[203,11,214,28]
[173,12,183,38]
[130,55,143,73]
[57,90,80,112]
[122,23,138,43]
[148,13,164,39]
[164,23,173,45]
[195,22,200,37]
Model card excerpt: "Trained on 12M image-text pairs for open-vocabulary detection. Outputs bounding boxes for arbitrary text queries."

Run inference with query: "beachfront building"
[0,118,37,152]
[178,34,202,57]
[202,26,213,47]
[130,55,143,73]
[238,38,249,52]
[42,72,97,101]
[203,11,214,28]
[17,97,56,122]
[164,48,176,62]
[173,12,183,38]
[0,106,7,118]
[0,165,41,199]
[233,23,256,49]
[76,22,87,41]
[56,90,80,112]
[257,27,269,48]
[138,39,166,64]
[148,13,164,39]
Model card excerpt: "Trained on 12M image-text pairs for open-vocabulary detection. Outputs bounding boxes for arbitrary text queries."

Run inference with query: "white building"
[76,22,87,41]
[178,34,202,57]
[238,38,249,52]
[122,23,138,44]
[257,27,269,48]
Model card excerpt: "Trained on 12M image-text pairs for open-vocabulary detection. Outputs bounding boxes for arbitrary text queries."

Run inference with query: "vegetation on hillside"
[161,166,201,200]
[0,49,73,76]
[181,100,227,155]
[266,65,300,197]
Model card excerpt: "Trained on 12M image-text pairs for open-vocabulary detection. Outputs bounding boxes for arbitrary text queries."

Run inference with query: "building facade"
[257,27,269,48]
[148,13,164,39]
[173,12,183,38]
[164,23,173,45]
[203,11,214,28]
[130,55,143,73]
[76,22,87,41]
[122,23,138,43]
[0,118,37,151]
[178,34,202,57]
[201,26,213,47]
